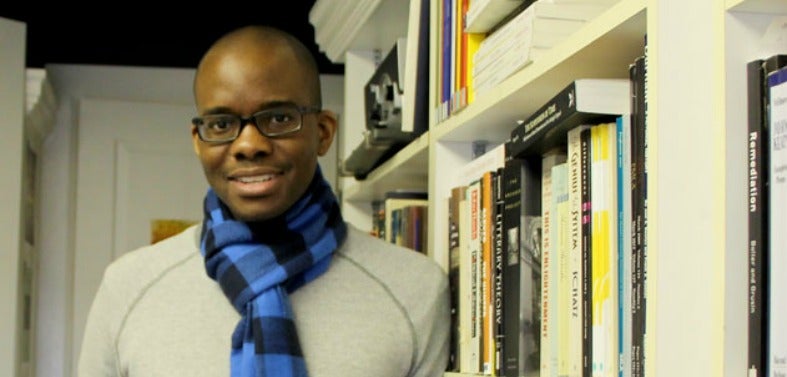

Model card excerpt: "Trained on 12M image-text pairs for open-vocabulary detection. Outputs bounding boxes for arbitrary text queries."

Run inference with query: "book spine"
[580,126,593,377]
[630,54,646,377]
[458,186,474,373]
[553,161,571,377]
[482,170,495,374]
[542,149,567,377]
[567,125,589,377]
[616,114,633,377]
[590,122,619,377]
[502,155,542,377]
[768,65,787,377]
[502,156,523,377]
[541,153,556,377]
[494,167,506,377]
[449,187,464,371]
[469,179,483,373]
[747,58,766,377]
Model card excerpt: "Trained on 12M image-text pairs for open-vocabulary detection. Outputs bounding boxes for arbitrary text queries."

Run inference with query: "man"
[78,26,449,377]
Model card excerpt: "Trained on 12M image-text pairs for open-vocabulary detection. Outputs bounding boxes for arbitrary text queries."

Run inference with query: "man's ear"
[315,110,338,156]
[191,125,202,156]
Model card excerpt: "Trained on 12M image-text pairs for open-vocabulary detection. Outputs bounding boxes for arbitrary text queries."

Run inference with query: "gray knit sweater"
[78,225,449,377]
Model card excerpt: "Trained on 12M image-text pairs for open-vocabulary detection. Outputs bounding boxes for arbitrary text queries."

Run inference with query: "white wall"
[0,17,26,377]
[36,64,343,377]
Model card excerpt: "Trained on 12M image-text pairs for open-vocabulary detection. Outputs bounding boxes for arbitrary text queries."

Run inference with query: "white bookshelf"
[313,0,787,374]
[341,131,430,202]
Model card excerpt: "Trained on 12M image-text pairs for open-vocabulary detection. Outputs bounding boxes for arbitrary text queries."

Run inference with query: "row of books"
[434,0,621,125]
[445,49,648,377]
[747,53,787,377]
[370,191,429,253]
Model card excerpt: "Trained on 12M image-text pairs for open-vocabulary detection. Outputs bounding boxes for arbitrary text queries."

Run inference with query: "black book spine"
[494,167,506,377]
[502,154,542,377]
[748,54,787,377]
[747,57,766,377]
[448,187,463,372]
[630,54,646,377]
[502,156,523,377]
[507,81,618,159]
[580,127,593,377]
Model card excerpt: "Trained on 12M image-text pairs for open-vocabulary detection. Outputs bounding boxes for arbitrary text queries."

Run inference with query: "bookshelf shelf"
[432,0,646,144]
[310,0,411,63]
[726,0,787,12]
[341,130,429,202]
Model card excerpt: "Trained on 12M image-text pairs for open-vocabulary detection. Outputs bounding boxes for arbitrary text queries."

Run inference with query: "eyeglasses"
[192,105,321,143]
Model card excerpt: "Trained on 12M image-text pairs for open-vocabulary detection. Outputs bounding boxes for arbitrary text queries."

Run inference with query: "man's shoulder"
[337,225,447,293]
[101,225,201,292]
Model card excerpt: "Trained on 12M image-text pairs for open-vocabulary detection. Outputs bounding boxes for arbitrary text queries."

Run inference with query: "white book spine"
[567,125,589,377]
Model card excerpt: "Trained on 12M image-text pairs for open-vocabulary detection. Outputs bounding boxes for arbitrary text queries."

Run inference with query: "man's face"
[192,46,335,222]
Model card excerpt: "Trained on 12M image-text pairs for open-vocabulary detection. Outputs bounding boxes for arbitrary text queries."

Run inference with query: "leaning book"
[507,78,630,159]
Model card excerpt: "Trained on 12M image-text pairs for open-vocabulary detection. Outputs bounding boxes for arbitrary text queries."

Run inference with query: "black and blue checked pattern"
[200,167,347,377]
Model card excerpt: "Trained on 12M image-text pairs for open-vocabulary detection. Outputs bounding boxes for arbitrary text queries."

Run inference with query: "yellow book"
[590,122,618,377]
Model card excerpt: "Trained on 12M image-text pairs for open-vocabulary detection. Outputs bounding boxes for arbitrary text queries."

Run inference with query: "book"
[462,0,487,106]
[747,54,787,377]
[481,170,496,374]
[465,0,533,33]
[473,3,594,97]
[449,185,466,371]
[629,53,646,377]
[457,185,476,373]
[768,65,787,377]
[494,166,507,376]
[455,142,507,188]
[540,148,567,377]
[590,122,618,377]
[567,124,590,377]
[551,160,571,377]
[580,126,593,377]
[616,114,633,377]
[383,190,428,246]
[501,154,543,377]
[507,79,631,159]
[401,0,431,134]
[468,178,484,373]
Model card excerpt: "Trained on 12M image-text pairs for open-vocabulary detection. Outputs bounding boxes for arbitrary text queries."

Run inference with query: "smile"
[235,174,276,183]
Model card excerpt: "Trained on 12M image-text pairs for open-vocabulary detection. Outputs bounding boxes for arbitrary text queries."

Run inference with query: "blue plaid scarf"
[199,167,347,377]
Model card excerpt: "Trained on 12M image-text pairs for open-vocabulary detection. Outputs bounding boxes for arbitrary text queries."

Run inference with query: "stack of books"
[473,0,618,97]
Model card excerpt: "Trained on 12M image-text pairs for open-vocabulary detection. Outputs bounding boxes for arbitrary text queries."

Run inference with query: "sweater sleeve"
[77,267,121,377]
[409,266,451,377]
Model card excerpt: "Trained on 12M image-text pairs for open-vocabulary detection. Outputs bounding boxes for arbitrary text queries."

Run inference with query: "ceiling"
[1,4,344,75]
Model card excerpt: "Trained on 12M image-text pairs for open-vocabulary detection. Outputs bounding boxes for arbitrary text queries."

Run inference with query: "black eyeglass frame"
[191,105,322,143]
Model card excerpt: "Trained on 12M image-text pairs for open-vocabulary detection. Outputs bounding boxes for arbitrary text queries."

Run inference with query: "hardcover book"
[768,65,787,377]
[507,79,630,159]
[502,154,542,377]
[747,54,787,377]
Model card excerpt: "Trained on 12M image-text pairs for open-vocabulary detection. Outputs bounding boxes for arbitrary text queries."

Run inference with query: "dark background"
[0,4,345,75]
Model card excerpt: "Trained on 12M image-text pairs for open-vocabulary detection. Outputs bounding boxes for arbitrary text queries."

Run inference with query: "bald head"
[194,25,322,108]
